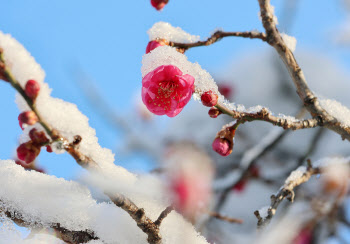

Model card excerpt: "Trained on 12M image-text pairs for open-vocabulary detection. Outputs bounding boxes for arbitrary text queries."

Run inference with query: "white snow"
[258,206,270,219]
[281,33,297,52]
[0,31,208,244]
[147,22,200,43]
[319,98,350,128]
[142,46,222,101]
[283,166,307,187]
[0,160,209,244]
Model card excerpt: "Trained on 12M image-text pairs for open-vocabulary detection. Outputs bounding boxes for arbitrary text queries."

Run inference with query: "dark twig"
[297,128,325,166]
[110,194,172,244]
[154,206,174,226]
[207,211,243,224]
[169,30,266,50]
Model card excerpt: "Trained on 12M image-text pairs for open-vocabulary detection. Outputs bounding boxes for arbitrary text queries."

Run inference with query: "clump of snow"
[147,22,200,43]
[281,33,297,52]
[0,30,135,180]
[142,46,222,101]
[258,206,270,219]
[0,32,45,88]
[0,160,209,244]
[319,98,350,128]
[284,166,307,187]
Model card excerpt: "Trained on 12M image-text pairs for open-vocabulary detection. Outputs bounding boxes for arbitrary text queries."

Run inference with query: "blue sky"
[0,0,349,179]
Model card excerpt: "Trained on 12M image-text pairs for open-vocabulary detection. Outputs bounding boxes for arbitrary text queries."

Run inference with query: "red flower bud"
[212,127,236,156]
[201,91,218,107]
[208,107,222,118]
[25,79,40,100]
[218,83,233,98]
[146,39,168,54]
[151,0,169,10]
[212,137,232,156]
[0,61,8,82]
[17,141,41,164]
[29,128,49,145]
[18,111,38,129]
[46,145,53,153]
[233,180,247,192]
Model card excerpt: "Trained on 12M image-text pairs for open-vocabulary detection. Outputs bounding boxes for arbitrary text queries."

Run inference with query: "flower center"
[158,81,178,98]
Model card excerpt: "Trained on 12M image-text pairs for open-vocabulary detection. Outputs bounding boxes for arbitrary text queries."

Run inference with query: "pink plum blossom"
[142,65,195,117]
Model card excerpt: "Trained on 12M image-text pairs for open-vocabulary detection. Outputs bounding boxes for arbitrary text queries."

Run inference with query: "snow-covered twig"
[0,47,171,244]
[109,195,172,244]
[257,0,350,141]
[169,30,266,51]
[254,161,321,228]
[216,103,321,130]
[0,204,98,243]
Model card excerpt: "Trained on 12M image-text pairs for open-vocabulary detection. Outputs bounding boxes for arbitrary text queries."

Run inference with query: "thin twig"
[207,211,243,224]
[169,30,266,50]
[254,163,321,228]
[215,103,321,131]
[154,206,174,226]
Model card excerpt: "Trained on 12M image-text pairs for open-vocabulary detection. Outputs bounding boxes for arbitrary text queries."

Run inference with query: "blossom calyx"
[146,39,168,54]
[142,65,195,117]
[201,91,218,107]
[151,0,169,11]
[212,126,235,156]
[17,141,41,164]
[25,79,40,100]
[18,111,38,129]
[208,107,221,118]
[29,128,50,146]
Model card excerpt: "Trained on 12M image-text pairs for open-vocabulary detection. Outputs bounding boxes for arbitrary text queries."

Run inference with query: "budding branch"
[0,48,171,244]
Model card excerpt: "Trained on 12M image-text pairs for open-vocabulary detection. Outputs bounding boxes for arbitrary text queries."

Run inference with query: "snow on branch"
[257,0,350,141]
[147,22,266,52]
[0,31,208,244]
[0,160,209,244]
[254,157,350,228]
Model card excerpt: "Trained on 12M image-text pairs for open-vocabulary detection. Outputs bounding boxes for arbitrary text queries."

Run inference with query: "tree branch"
[215,103,321,130]
[0,205,98,244]
[0,48,171,244]
[257,0,350,141]
[169,30,266,50]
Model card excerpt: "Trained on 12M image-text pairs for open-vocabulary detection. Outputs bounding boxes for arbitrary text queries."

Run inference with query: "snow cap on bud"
[25,79,40,100]
[212,126,236,156]
[29,128,49,145]
[146,39,168,54]
[201,90,218,107]
[208,107,221,118]
[18,111,38,129]
[151,0,169,11]
[17,141,41,164]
